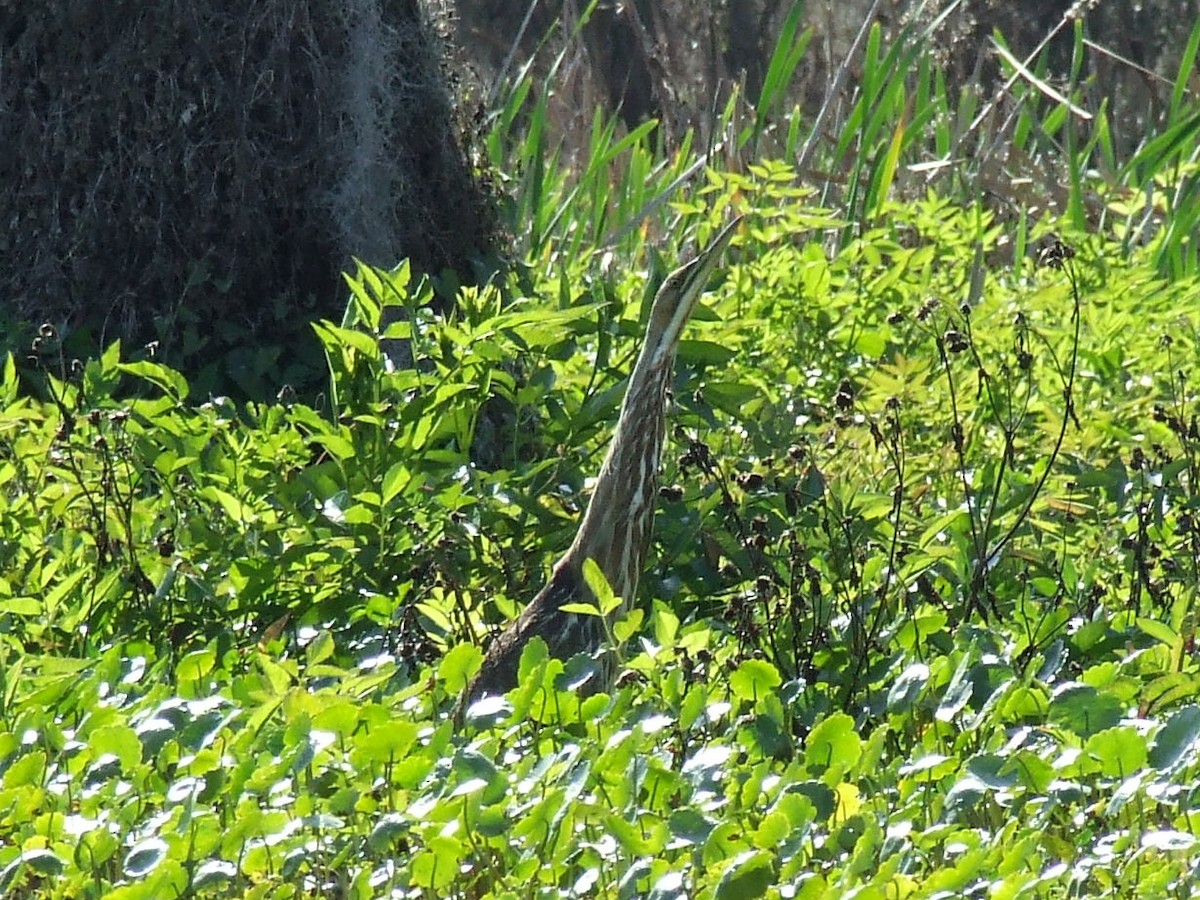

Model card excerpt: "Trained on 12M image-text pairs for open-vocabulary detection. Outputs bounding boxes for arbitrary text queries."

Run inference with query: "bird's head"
[643,215,742,372]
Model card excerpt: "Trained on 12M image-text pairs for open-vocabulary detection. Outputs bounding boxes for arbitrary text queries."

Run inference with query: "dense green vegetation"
[5,13,1200,899]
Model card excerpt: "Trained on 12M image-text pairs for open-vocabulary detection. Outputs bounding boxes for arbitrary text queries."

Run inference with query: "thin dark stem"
[986,259,1082,564]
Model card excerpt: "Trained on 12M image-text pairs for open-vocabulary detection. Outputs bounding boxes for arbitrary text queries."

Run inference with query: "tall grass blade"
[990,38,1092,122]
[1065,20,1087,232]
[1126,110,1200,187]
[870,99,908,220]
[753,4,811,153]
[797,0,884,172]
[1170,18,1200,122]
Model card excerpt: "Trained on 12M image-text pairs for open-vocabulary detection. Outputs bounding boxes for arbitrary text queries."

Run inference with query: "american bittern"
[460,216,741,712]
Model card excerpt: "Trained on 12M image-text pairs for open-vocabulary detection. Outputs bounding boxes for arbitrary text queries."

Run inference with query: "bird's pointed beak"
[665,214,743,335]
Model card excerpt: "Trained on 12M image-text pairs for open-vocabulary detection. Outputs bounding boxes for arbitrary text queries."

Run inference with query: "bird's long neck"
[560,348,674,607]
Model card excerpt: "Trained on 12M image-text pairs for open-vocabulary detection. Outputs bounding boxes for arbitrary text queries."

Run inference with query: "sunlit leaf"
[439,643,483,693]
[1141,830,1197,851]
[806,713,862,774]
[729,659,782,703]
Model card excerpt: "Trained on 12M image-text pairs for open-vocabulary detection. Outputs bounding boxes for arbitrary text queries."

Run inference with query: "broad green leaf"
[439,643,483,693]
[1048,683,1123,738]
[773,790,817,830]
[752,810,791,850]
[116,360,189,401]
[1141,830,1196,851]
[581,558,621,615]
[729,659,782,703]
[1150,705,1200,771]
[1141,672,1200,716]
[2,750,46,789]
[8,849,65,879]
[123,838,168,878]
[177,648,216,682]
[703,381,761,416]
[0,597,43,616]
[612,607,644,643]
[516,636,550,686]
[559,601,603,617]
[714,849,777,900]
[806,712,862,775]
[354,721,418,764]
[651,601,680,646]
[309,432,356,461]
[669,808,716,846]
[410,835,463,891]
[198,486,255,523]
[678,339,738,366]
[1086,727,1149,779]
[89,724,143,774]
[832,781,861,824]
[703,821,749,867]
[899,754,954,778]
[380,462,412,506]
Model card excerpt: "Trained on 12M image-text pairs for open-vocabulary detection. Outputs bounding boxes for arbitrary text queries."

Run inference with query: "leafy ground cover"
[5,12,1200,900]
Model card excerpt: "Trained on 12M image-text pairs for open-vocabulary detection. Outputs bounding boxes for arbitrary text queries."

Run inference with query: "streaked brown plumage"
[459,217,741,715]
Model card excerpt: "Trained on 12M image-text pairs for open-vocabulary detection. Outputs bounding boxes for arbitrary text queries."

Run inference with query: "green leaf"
[1048,683,1123,738]
[516,637,550,687]
[8,849,65,878]
[773,790,818,829]
[410,835,462,891]
[853,329,887,357]
[1150,706,1200,771]
[898,754,955,779]
[1141,830,1197,851]
[439,643,483,693]
[2,750,46,788]
[0,352,16,404]
[887,662,929,711]
[652,602,680,646]
[116,360,190,401]
[381,462,413,506]
[313,321,381,360]
[668,808,716,846]
[176,648,216,682]
[714,849,778,900]
[304,630,335,667]
[89,724,143,773]
[999,685,1049,724]
[123,838,168,878]
[678,339,738,366]
[612,607,644,643]
[559,602,604,617]
[354,721,418,764]
[0,598,44,616]
[309,432,356,461]
[752,810,791,850]
[198,486,254,523]
[581,558,621,615]
[1137,616,1181,651]
[805,713,862,775]
[1141,672,1200,716]
[703,381,761,416]
[729,659,782,703]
